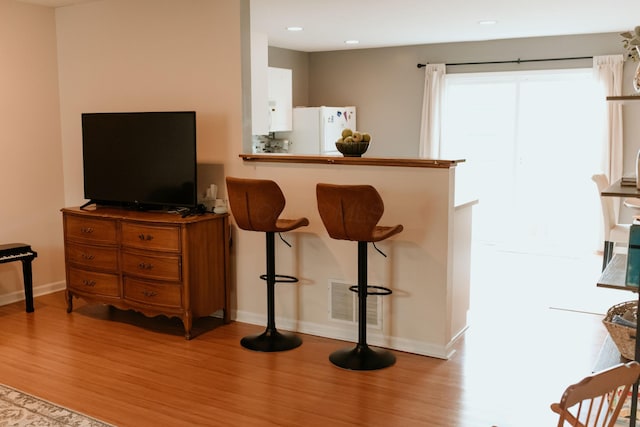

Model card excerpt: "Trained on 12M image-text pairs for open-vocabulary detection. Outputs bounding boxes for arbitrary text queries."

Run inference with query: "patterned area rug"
[0,383,113,426]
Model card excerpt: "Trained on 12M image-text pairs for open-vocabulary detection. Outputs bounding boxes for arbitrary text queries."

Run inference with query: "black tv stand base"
[79,200,96,210]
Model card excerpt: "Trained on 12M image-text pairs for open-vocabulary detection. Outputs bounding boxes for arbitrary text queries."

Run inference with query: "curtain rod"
[416,56,593,68]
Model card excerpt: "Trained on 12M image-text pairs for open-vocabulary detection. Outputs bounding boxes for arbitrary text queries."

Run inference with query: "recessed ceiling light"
[286,26,303,31]
[344,40,359,45]
[478,20,497,25]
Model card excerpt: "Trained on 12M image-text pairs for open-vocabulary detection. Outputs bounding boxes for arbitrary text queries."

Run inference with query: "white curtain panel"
[593,55,624,184]
[418,64,446,158]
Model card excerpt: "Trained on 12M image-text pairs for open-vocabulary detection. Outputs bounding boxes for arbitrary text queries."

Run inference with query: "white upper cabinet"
[251,32,292,135]
[267,67,292,132]
[251,32,269,135]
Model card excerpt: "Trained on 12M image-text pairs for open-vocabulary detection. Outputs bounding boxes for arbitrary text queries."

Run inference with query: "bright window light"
[441,69,603,253]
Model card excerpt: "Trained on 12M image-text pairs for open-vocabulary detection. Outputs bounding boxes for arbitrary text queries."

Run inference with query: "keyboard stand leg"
[20,258,34,313]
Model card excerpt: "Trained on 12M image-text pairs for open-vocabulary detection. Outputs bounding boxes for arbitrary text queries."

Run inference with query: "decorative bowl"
[335,141,370,157]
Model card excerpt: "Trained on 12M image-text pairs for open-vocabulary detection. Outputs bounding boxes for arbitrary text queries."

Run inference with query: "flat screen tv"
[81,111,197,210]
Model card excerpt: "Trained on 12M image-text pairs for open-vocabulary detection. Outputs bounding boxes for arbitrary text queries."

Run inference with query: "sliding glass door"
[442,69,603,254]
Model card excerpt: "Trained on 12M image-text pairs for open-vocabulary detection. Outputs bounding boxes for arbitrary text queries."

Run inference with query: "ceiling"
[17,0,639,52]
[251,0,638,52]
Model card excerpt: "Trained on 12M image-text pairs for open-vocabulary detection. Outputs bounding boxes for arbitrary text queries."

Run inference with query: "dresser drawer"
[65,243,118,271]
[123,278,182,308]
[121,251,181,281]
[67,267,120,297]
[65,216,117,245]
[121,222,181,252]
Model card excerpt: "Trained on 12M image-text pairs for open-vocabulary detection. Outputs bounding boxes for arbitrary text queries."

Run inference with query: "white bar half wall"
[229,160,474,360]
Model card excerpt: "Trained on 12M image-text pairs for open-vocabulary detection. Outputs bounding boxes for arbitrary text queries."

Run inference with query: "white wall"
[0,1,66,304]
[55,0,244,207]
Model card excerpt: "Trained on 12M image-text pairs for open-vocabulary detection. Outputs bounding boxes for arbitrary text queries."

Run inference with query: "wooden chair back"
[551,361,640,427]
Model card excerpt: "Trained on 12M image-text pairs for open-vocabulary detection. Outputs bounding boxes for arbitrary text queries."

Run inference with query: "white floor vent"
[328,280,382,329]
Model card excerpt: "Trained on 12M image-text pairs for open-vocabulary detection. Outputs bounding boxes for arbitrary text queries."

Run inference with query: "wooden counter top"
[61,206,228,224]
[239,153,464,168]
[601,179,640,198]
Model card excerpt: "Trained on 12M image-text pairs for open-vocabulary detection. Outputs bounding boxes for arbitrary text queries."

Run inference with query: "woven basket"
[603,300,638,360]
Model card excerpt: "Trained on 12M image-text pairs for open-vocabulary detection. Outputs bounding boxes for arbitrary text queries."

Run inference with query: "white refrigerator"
[286,106,356,154]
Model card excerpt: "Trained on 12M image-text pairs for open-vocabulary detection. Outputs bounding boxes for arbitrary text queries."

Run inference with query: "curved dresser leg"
[66,290,74,313]
[183,312,193,340]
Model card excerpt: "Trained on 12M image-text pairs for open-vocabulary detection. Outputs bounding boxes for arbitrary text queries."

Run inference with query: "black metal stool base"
[241,328,302,352]
[329,343,396,371]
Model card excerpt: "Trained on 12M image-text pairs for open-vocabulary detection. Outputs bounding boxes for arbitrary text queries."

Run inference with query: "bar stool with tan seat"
[226,177,310,352]
[316,183,403,370]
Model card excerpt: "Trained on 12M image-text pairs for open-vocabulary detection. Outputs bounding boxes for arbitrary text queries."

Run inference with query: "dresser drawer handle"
[80,227,94,234]
[81,253,95,260]
[142,290,158,298]
[82,279,96,287]
[137,262,154,270]
[138,234,154,241]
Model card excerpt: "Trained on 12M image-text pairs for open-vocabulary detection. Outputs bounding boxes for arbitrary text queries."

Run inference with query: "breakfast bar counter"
[239,153,464,168]
[231,152,474,359]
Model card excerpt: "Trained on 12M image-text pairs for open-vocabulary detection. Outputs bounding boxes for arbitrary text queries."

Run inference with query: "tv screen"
[82,111,197,210]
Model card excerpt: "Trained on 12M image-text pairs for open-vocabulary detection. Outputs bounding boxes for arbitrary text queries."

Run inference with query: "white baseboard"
[0,281,66,308]
[232,309,455,360]
[0,288,459,360]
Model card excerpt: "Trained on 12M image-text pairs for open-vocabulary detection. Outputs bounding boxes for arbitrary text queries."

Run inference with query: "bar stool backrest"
[316,183,386,242]
[226,177,286,232]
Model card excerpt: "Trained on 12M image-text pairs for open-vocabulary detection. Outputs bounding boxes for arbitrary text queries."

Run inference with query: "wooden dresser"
[61,206,230,339]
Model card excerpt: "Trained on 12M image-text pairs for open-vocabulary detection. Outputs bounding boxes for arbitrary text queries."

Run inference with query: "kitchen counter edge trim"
[239,153,464,168]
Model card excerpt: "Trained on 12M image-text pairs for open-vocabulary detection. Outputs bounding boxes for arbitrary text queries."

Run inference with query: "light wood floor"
[0,284,611,427]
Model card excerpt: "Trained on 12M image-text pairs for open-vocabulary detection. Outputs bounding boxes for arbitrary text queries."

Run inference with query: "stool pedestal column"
[240,231,302,352]
[329,241,396,370]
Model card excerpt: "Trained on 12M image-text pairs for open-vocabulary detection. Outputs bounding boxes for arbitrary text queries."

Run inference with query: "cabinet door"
[268,67,292,132]
[251,32,270,135]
